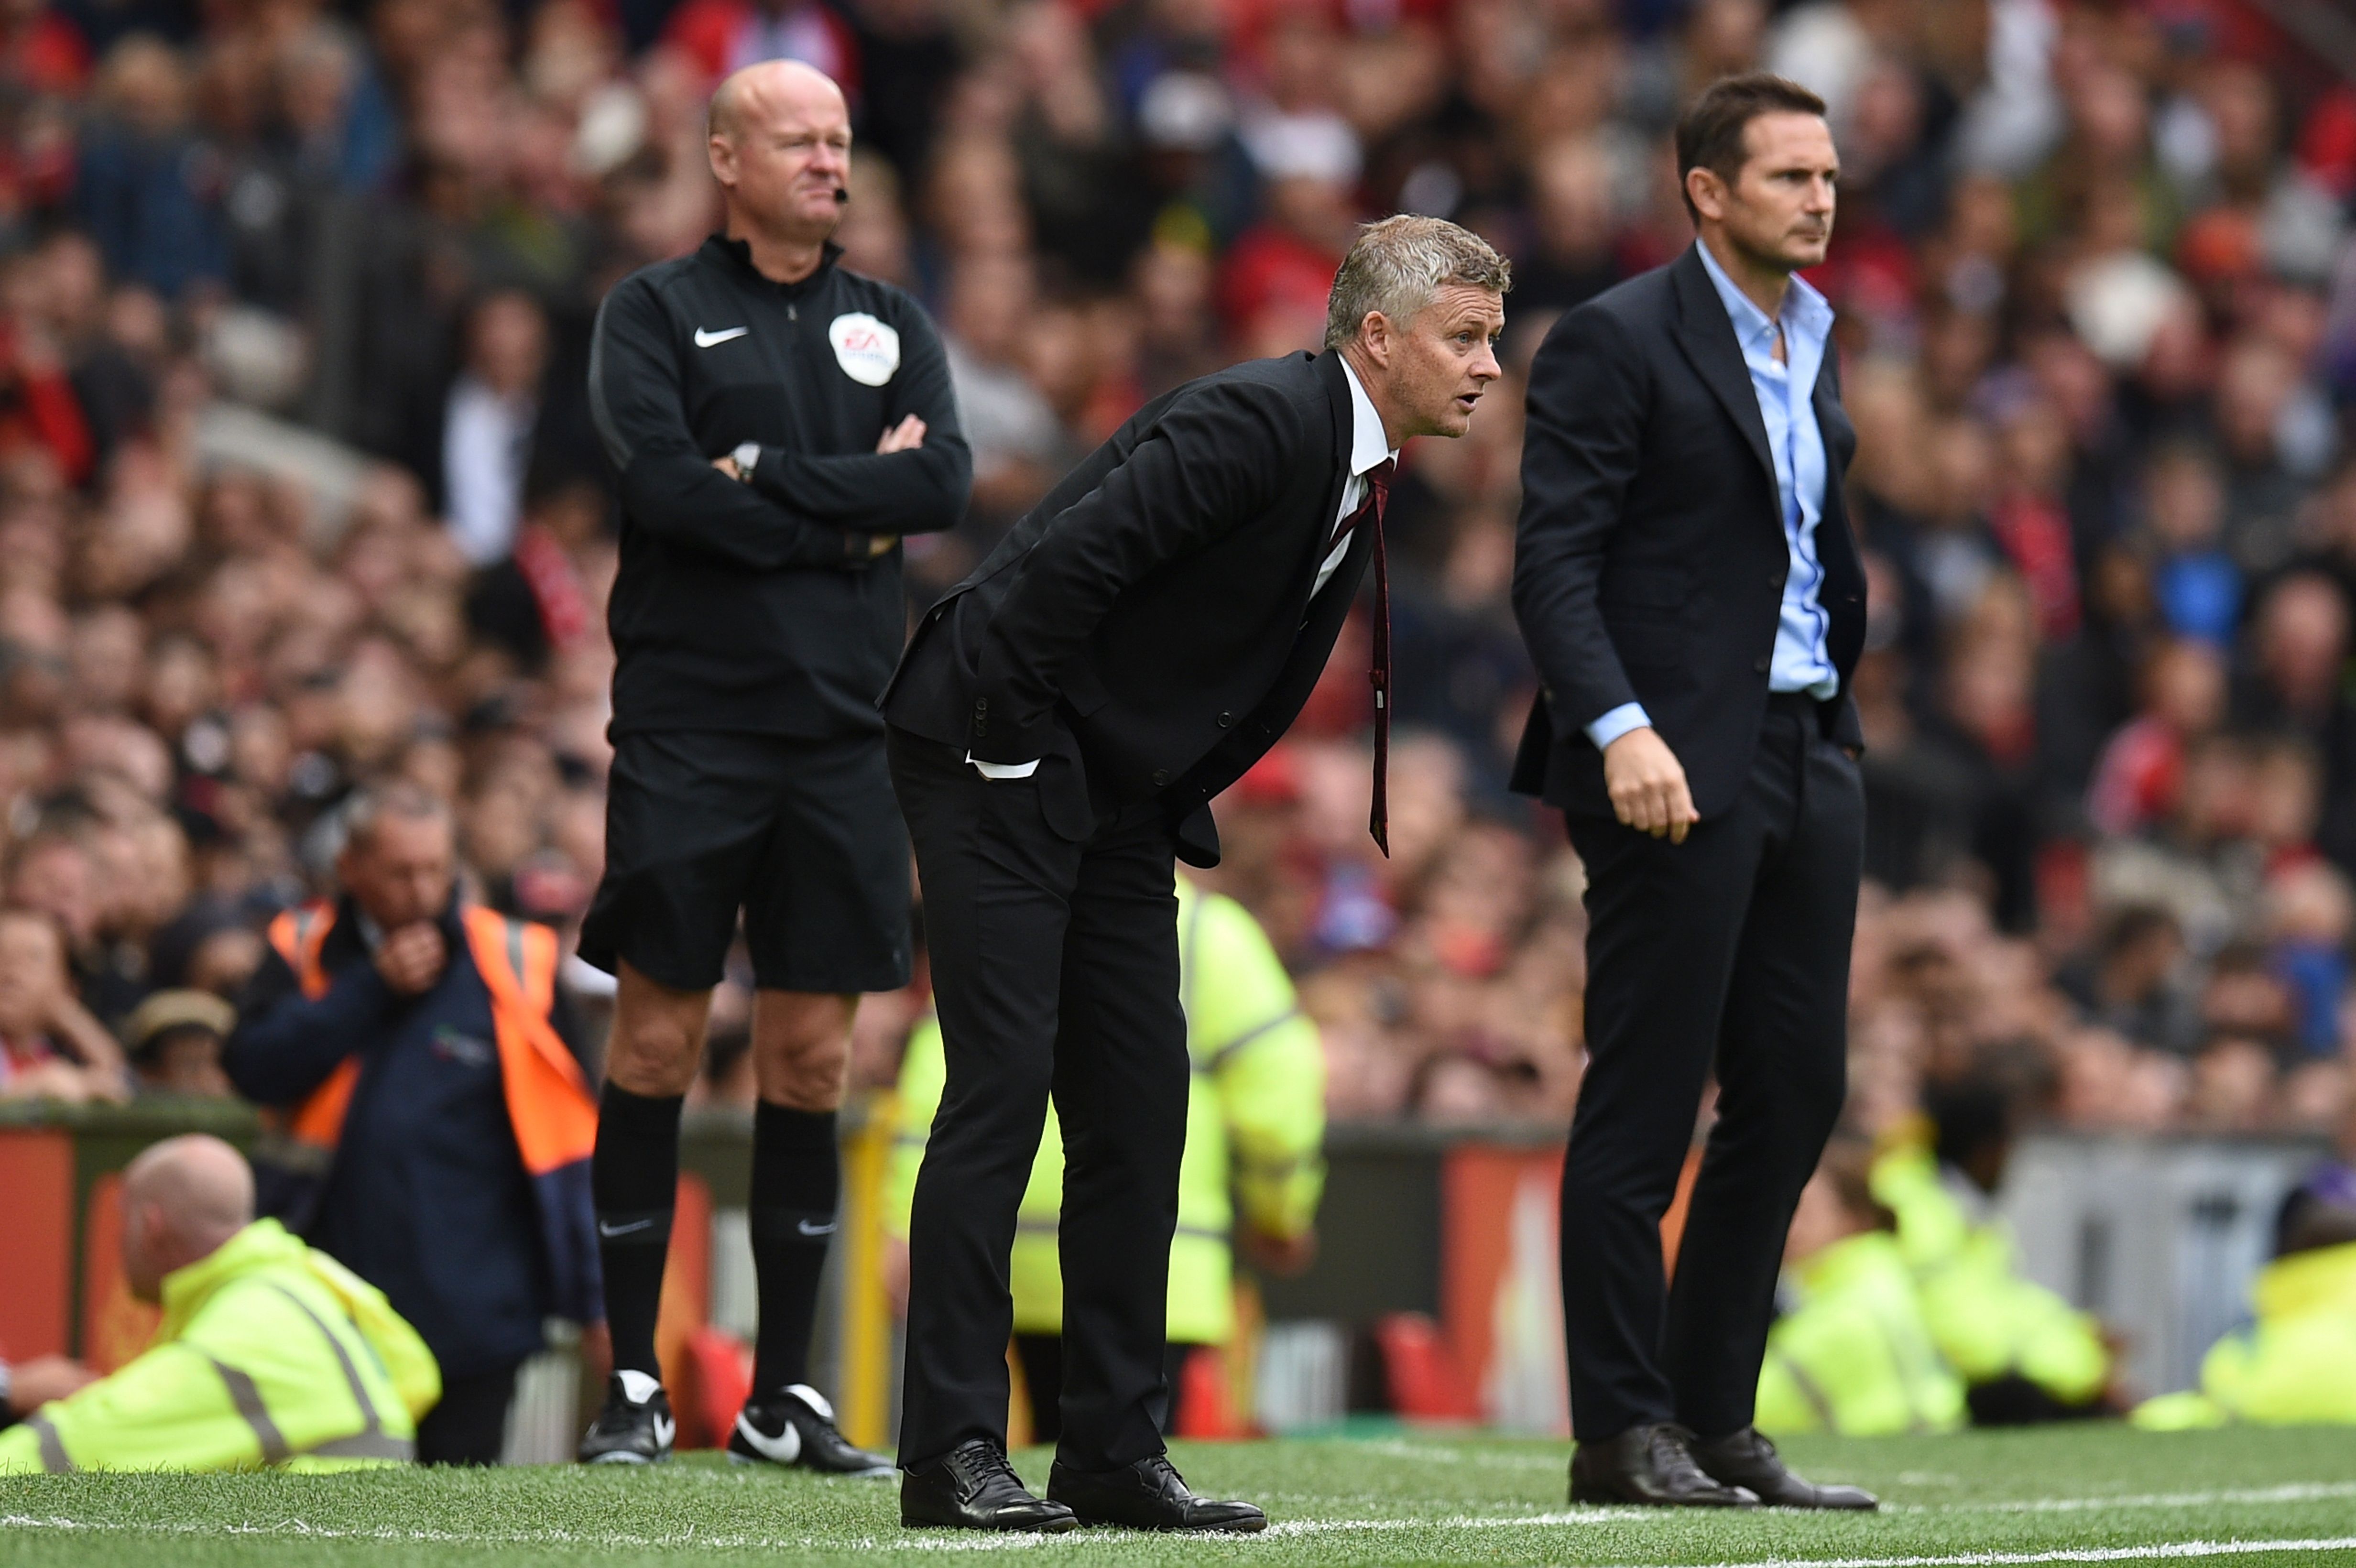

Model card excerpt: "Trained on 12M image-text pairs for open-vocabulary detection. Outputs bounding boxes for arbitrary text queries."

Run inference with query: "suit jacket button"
[974,697,988,713]
[1151,769,1170,787]
[1217,711,1234,728]
[1754,654,1770,674]
[1771,571,1785,588]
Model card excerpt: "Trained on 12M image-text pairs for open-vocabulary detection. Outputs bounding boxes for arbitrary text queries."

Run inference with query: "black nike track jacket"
[589,233,971,739]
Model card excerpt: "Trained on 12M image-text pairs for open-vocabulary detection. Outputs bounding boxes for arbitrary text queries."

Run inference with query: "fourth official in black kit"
[574,60,970,1470]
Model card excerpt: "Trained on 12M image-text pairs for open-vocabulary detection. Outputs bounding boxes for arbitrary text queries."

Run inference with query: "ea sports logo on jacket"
[829,312,900,386]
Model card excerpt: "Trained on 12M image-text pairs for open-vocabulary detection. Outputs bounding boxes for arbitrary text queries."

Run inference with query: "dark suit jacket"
[883,350,1366,866]
[1509,243,1865,819]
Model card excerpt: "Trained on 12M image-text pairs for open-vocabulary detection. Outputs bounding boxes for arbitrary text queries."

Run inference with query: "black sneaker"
[578,1370,676,1465]
[727,1383,894,1477]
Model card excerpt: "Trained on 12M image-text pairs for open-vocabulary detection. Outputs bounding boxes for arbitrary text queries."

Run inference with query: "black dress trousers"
[1559,695,1863,1442]
[888,729,1189,1474]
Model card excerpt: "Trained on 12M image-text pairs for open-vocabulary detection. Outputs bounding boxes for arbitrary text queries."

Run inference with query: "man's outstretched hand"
[1603,726,1699,843]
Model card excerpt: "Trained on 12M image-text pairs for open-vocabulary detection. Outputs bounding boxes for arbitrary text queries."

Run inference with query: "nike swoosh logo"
[693,326,749,347]
[652,1415,676,1450]
[733,1411,802,1463]
[599,1218,655,1238]
[798,1219,837,1237]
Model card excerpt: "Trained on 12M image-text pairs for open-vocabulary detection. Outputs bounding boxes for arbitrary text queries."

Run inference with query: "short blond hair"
[1323,215,1511,352]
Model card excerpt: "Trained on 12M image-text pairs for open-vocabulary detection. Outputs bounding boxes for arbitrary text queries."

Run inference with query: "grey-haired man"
[881,214,1509,1532]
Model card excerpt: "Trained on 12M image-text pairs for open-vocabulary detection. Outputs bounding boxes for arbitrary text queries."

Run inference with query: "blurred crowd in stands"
[0,0,2348,1160]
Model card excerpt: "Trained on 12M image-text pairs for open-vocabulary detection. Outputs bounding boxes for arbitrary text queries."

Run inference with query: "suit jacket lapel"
[1810,341,1865,622]
[1811,359,1849,534]
[1669,245,1778,511]
[1295,351,1357,603]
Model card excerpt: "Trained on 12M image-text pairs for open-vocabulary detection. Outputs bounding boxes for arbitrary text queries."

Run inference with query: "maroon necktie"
[1330,459,1396,855]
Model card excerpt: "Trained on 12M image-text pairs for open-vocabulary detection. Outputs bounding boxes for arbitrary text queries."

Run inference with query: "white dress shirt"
[1320,357,1399,598]
[971,358,1396,781]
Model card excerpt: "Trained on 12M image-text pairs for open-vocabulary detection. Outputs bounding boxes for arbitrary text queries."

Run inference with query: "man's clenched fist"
[373,922,448,996]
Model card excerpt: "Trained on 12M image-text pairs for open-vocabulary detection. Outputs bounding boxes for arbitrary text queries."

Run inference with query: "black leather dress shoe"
[1047,1454,1268,1532]
[1691,1427,1878,1510]
[1570,1424,1762,1508]
[901,1440,1078,1531]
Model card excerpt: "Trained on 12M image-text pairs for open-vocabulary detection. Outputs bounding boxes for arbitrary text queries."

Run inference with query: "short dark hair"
[1674,73,1828,223]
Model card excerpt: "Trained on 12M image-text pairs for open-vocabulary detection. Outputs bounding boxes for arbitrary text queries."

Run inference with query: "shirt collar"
[1337,356,1399,477]
[706,232,844,294]
[1693,239,1831,355]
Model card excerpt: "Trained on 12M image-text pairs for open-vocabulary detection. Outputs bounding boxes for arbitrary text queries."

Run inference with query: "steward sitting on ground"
[0,1134,438,1472]
[1756,1141,1966,1439]
[1871,1078,2114,1422]
[2135,1196,2356,1428]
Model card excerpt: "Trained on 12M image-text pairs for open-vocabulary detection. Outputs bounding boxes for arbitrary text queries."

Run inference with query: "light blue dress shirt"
[1584,241,1839,751]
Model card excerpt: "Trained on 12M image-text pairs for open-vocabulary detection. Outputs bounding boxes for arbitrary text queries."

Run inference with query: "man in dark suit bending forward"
[1511,74,1879,1511]
[884,215,1509,1533]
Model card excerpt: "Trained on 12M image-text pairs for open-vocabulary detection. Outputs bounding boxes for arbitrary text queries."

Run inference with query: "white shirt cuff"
[1584,703,1653,751]
[966,753,1040,779]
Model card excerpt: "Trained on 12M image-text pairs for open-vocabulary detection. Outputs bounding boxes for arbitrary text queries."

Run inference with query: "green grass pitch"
[7,1425,2356,1568]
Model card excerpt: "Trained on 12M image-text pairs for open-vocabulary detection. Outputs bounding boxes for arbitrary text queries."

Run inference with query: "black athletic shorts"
[578,730,913,994]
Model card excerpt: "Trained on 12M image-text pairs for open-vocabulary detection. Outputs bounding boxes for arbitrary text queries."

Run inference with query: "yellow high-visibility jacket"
[1871,1143,2110,1405]
[0,1219,438,1473]
[2135,1239,2356,1429]
[1756,1230,1968,1437]
[887,875,1324,1344]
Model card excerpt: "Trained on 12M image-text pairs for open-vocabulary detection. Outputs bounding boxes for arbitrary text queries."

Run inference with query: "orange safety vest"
[261,902,604,1320]
[265,903,597,1174]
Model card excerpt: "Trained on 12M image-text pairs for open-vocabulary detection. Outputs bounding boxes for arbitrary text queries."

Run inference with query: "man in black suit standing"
[1511,75,1879,1512]
[884,215,1509,1533]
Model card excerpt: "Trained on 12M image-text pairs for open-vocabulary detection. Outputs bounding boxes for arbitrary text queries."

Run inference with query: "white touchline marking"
[4,1516,1106,1555]
[1266,1511,1657,1535]
[1615,1540,2356,1568]
[0,1514,1064,1554]
[1260,1488,2356,1536]
[1925,1484,2356,1516]
[7,1484,2356,1557]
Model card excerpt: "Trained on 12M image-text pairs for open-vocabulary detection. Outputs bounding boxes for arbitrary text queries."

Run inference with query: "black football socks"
[593,1084,683,1380]
[749,1101,841,1397]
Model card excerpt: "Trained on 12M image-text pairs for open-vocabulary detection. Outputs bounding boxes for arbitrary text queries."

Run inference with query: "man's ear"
[1686,166,1725,223]
[1360,311,1393,368]
[708,136,735,190]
